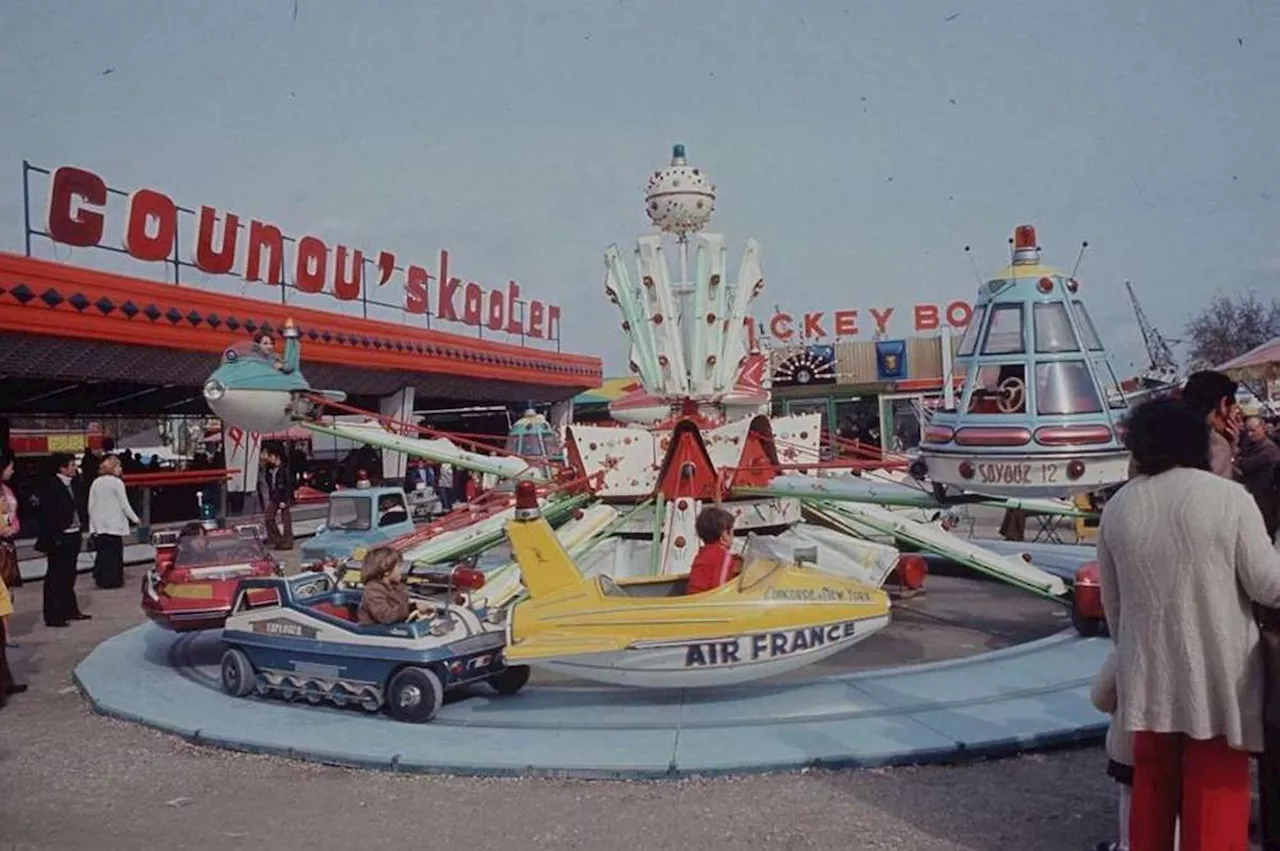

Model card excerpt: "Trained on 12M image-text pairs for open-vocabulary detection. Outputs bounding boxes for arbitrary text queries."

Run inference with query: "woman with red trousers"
[1099,398,1280,850]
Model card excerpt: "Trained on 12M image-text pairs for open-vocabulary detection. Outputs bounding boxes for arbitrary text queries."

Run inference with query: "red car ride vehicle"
[141,525,283,632]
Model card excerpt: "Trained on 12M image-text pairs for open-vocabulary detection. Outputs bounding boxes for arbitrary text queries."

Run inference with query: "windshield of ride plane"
[176,533,268,567]
[734,535,791,592]
[327,495,372,531]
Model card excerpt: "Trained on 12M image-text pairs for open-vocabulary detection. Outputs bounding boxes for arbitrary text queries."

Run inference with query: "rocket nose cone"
[203,378,226,402]
[206,387,295,433]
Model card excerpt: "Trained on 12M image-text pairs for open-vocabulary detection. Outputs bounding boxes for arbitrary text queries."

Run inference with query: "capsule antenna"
[1070,241,1089,279]
[963,246,983,287]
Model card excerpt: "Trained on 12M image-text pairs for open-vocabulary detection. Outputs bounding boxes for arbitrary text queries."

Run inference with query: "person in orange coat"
[686,507,743,595]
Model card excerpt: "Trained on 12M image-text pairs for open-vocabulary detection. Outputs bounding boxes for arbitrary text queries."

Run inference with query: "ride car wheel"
[488,664,531,696]
[220,648,256,698]
[385,666,443,723]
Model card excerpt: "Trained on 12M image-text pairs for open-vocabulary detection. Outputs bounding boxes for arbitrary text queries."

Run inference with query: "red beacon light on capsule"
[1013,224,1037,250]
[1011,224,1041,265]
[514,480,540,520]
[356,469,371,489]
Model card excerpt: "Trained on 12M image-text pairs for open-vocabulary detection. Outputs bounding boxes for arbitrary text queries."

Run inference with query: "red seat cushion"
[312,601,356,622]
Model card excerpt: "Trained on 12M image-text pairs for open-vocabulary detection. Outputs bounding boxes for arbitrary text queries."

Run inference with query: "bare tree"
[1183,292,1280,369]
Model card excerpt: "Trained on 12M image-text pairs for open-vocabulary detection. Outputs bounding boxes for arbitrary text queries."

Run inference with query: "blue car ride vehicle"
[298,485,416,567]
[219,571,529,723]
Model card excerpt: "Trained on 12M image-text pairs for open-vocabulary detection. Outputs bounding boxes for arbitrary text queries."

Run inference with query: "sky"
[1,0,1277,378]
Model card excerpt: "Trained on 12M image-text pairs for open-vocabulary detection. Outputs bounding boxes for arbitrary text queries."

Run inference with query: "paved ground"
[0,542,1125,851]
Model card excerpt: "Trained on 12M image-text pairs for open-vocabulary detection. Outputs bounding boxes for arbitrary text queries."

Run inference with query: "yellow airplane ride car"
[502,481,892,688]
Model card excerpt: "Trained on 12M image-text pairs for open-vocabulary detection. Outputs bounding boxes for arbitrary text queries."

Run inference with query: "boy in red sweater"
[686,507,743,595]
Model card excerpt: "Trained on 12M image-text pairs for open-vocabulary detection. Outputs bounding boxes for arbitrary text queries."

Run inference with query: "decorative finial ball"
[644,143,715,236]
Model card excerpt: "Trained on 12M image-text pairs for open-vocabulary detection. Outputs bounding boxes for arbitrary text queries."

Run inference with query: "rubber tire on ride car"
[488,664,531,696]
[220,648,256,698]
[385,666,444,723]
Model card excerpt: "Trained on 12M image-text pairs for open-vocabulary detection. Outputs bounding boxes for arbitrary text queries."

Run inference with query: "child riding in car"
[357,546,432,626]
[686,507,744,595]
[176,521,211,562]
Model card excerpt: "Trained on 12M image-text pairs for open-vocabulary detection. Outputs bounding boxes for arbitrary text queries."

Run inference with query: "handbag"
[0,539,19,589]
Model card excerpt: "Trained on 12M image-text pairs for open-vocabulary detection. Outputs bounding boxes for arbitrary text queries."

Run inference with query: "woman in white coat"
[88,455,139,589]
[1099,398,1280,851]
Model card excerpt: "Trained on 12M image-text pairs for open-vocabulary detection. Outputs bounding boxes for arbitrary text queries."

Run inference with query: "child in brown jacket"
[357,547,431,626]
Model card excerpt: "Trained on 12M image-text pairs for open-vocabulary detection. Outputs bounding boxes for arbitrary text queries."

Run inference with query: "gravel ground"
[0,529,1123,851]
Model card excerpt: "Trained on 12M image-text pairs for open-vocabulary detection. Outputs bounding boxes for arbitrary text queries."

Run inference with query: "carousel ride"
[199,143,1091,682]
[75,144,1112,774]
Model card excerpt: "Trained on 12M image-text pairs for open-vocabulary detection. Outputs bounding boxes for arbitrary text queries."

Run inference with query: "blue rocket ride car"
[202,318,346,434]
[219,570,529,723]
[298,482,416,567]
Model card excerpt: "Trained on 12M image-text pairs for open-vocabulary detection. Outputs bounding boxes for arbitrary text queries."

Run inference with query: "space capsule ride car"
[916,225,1131,498]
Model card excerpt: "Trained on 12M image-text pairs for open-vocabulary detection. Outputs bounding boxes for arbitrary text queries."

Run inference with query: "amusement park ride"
[914,224,1133,499]
[200,144,1130,693]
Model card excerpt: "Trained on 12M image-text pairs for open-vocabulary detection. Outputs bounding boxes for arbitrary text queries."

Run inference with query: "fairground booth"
[0,162,601,537]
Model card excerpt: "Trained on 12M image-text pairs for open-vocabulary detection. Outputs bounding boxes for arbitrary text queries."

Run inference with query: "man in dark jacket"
[1238,416,1280,541]
[36,453,89,627]
[257,444,293,550]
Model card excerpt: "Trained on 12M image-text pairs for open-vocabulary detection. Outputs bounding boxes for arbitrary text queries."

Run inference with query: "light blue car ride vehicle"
[299,485,416,567]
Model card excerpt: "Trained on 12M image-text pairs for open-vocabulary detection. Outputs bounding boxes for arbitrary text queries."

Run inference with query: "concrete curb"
[74,623,1109,778]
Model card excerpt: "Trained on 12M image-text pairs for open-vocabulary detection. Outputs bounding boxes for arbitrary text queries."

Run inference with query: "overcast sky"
[1,0,1276,377]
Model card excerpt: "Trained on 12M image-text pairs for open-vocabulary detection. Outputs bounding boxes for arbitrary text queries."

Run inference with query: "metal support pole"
[361,258,369,319]
[22,160,32,257]
[141,487,152,540]
[172,217,181,284]
[941,326,956,410]
[649,492,666,576]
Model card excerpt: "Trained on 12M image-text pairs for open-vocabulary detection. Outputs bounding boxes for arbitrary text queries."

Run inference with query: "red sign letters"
[762,302,973,343]
[44,165,560,340]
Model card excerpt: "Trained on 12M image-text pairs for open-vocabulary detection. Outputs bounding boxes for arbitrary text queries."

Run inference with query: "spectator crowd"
[1094,370,1280,851]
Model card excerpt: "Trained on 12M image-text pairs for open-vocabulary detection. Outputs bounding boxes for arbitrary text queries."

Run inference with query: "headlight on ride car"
[203,379,226,401]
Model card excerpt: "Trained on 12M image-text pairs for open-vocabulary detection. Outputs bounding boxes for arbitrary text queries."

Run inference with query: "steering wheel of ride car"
[997,376,1026,414]
[406,603,437,623]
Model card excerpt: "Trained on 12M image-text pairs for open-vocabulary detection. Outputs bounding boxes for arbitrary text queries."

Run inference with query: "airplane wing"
[816,500,1068,599]
[735,474,1095,518]
[303,420,547,482]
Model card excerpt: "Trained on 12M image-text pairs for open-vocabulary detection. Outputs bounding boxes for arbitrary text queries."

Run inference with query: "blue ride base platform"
[74,623,1110,778]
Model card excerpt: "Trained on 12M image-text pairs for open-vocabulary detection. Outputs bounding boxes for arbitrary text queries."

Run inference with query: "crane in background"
[1125,280,1180,384]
